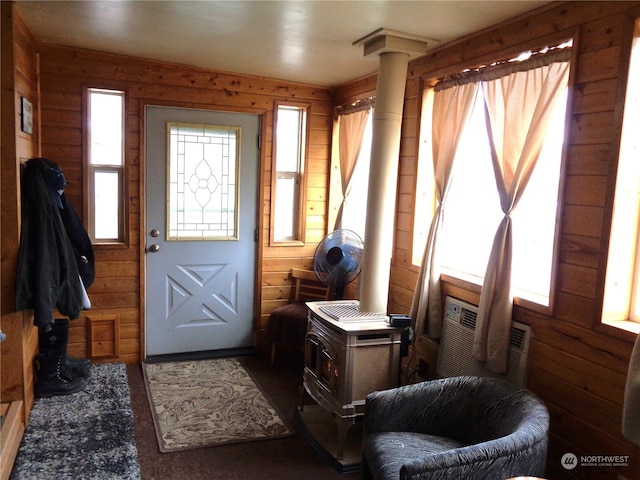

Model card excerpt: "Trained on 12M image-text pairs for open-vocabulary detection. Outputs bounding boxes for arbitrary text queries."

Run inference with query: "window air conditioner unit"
[436,296,531,387]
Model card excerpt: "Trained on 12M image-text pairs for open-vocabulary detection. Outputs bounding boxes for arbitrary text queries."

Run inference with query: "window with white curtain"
[413,52,569,308]
[339,112,372,240]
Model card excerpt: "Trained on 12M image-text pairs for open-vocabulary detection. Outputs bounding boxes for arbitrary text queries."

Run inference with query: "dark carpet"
[11,362,140,480]
[128,351,361,480]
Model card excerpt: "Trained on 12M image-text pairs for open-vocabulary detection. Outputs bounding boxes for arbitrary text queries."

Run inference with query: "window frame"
[601,15,640,335]
[84,86,128,246]
[269,101,310,245]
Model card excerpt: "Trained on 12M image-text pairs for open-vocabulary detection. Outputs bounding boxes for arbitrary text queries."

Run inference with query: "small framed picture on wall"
[21,96,33,135]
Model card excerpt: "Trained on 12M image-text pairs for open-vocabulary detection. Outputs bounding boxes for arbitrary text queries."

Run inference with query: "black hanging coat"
[15,158,94,331]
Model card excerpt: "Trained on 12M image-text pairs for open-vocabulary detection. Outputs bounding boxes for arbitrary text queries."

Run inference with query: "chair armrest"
[400,434,548,480]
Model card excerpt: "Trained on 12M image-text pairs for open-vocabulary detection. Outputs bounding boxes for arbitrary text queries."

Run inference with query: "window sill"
[269,240,305,247]
[602,319,640,335]
[93,241,128,249]
[439,270,552,316]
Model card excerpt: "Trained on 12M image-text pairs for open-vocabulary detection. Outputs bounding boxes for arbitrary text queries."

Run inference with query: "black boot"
[39,319,91,379]
[35,352,87,397]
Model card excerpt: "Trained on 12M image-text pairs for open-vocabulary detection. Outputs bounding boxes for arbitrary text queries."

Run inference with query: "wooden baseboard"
[0,401,24,480]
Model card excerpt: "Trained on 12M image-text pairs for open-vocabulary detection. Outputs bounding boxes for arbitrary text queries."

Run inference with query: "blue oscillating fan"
[313,229,364,300]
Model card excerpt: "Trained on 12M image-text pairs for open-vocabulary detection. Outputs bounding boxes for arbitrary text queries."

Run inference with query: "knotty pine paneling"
[529,340,626,405]
[5,2,640,478]
[557,262,598,298]
[332,73,377,106]
[551,291,598,325]
[34,41,332,362]
[566,144,611,176]
[564,174,608,207]
[570,111,617,146]
[558,233,601,269]
[573,78,619,115]
[1,3,39,427]
[562,204,604,237]
[262,285,296,303]
[334,2,640,479]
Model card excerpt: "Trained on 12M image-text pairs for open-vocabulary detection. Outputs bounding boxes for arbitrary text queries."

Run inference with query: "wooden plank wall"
[334,2,640,479]
[1,3,39,421]
[31,45,332,363]
[6,1,640,479]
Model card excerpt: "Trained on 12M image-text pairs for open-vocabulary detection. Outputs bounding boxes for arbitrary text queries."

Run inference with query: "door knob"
[148,244,160,253]
[150,229,160,238]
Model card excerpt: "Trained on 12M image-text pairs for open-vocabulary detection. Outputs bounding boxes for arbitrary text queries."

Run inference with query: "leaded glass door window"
[167,122,240,240]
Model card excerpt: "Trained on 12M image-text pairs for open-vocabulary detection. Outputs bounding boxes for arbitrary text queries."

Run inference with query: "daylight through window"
[602,23,640,327]
[413,47,570,307]
[339,112,372,240]
[272,103,308,243]
[87,88,125,242]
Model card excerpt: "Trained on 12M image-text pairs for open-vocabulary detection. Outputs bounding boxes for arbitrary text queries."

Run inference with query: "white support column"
[359,51,408,313]
[353,29,434,314]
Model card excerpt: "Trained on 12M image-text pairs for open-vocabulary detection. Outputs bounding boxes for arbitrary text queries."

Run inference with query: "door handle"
[148,244,160,253]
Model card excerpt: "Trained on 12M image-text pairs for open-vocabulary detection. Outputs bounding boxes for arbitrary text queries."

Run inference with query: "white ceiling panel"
[15,1,550,87]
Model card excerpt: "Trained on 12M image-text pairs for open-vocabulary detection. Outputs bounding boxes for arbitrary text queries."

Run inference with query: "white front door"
[145,106,260,357]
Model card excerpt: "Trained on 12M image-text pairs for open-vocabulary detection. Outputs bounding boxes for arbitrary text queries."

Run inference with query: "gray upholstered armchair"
[362,376,549,480]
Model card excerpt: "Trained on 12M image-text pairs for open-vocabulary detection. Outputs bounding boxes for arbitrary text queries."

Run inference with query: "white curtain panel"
[334,108,370,229]
[410,82,478,338]
[473,54,570,373]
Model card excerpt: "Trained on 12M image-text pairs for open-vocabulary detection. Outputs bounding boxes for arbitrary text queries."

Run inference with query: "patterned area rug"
[11,363,140,480]
[142,357,294,452]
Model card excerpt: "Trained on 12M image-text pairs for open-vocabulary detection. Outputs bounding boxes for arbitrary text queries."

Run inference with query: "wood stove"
[299,300,403,463]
